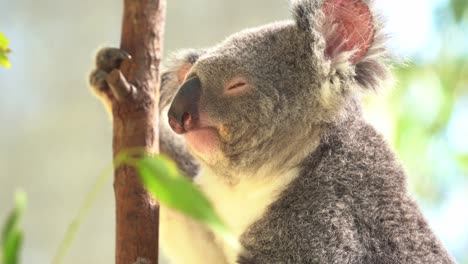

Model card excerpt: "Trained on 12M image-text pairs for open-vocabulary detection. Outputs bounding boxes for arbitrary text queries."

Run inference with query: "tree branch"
[113,0,165,263]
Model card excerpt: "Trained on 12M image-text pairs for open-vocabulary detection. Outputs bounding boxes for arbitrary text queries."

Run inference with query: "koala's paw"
[89,47,133,108]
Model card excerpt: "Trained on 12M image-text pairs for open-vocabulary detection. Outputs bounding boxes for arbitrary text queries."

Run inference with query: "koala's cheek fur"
[188,22,321,172]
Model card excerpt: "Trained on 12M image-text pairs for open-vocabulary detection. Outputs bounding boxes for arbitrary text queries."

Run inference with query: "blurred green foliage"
[135,155,224,229]
[1,191,26,264]
[0,32,11,68]
[451,0,468,22]
[385,19,468,203]
[52,152,233,264]
[389,57,468,201]
[131,154,236,247]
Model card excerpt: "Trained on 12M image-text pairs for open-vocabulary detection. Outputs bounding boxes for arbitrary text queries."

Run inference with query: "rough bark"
[112,0,165,263]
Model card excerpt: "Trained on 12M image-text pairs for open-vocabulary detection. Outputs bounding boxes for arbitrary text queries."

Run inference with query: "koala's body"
[90,0,455,263]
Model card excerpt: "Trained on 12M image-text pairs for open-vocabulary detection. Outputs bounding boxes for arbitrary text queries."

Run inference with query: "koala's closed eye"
[225,77,251,95]
[228,82,246,90]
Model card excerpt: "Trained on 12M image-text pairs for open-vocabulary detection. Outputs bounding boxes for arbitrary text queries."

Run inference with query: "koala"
[89,0,455,263]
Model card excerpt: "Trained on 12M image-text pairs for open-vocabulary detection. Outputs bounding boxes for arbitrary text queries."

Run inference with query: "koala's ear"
[162,49,203,85]
[292,0,391,90]
[160,49,204,108]
[293,0,374,64]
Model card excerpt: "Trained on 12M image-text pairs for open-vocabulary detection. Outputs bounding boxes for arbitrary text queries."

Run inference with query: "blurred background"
[0,0,467,263]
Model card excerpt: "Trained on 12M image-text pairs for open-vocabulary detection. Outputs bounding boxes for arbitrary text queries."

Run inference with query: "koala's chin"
[184,128,220,160]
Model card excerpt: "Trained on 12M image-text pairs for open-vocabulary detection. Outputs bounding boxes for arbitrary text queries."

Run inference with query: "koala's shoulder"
[238,117,406,262]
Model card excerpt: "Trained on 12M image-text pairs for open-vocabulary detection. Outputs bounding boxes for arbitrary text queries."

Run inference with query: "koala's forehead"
[196,20,303,73]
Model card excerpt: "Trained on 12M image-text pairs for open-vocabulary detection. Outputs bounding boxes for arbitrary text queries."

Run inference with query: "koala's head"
[166,0,390,173]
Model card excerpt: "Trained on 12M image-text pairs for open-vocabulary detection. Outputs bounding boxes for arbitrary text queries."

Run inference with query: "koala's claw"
[89,68,109,94]
[106,68,136,101]
[89,47,132,103]
[96,47,131,73]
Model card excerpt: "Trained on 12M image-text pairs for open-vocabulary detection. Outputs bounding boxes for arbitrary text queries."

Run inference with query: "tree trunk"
[112,0,165,263]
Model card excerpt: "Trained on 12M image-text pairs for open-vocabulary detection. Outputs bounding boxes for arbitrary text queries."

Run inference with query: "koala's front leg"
[89,47,199,177]
[89,47,132,111]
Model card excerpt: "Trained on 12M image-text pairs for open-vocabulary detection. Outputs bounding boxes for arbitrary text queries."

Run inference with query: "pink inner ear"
[322,0,374,64]
[177,64,193,84]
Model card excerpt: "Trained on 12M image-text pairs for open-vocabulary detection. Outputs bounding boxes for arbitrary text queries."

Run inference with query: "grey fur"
[89,0,455,263]
[159,0,454,262]
[238,107,454,263]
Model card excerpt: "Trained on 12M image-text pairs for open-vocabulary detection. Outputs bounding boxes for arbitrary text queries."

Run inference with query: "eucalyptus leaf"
[2,231,22,264]
[134,155,237,247]
[136,156,224,227]
[451,0,468,22]
[1,191,26,264]
[0,54,10,69]
[0,33,11,68]
[0,32,9,49]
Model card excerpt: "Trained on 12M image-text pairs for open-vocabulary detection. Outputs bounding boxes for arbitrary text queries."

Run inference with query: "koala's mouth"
[184,127,220,156]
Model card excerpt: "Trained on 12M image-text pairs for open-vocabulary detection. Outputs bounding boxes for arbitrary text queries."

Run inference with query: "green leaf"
[0,32,11,68]
[451,0,468,22]
[134,155,238,248]
[0,32,9,49]
[0,54,11,69]
[2,231,22,264]
[456,154,468,175]
[1,191,26,264]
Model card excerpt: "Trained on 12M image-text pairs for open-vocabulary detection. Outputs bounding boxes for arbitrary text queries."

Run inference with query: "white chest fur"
[195,166,299,263]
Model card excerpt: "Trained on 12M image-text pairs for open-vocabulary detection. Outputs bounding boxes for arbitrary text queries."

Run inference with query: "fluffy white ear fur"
[160,49,203,109]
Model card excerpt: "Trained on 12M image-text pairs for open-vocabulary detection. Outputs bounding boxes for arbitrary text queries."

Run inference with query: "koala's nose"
[168,77,201,134]
[168,112,192,134]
